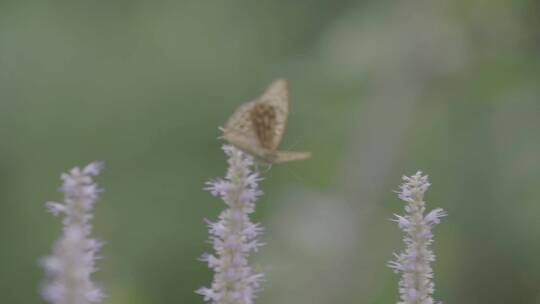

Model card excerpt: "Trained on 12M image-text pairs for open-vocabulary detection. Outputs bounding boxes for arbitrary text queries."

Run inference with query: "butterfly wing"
[223,79,289,151]
[224,99,259,139]
[255,79,289,151]
[270,150,312,164]
[223,130,311,164]
[223,79,309,164]
[222,127,267,159]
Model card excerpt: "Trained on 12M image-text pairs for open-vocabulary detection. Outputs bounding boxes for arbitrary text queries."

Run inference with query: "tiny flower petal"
[45,202,66,216]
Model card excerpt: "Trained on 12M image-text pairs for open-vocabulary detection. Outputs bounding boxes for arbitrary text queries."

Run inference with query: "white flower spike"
[389,171,447,304]
[40,162,105,304]
[197,145,265,304]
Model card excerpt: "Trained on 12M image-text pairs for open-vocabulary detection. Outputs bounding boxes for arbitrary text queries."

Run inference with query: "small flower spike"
[388,171,447,304]
[197,145,265,304]
[40,162,105,304]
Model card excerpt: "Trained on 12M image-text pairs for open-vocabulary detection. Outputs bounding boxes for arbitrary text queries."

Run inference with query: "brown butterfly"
[222,79,311,164]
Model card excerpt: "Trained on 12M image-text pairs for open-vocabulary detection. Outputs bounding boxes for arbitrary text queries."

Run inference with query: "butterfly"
[222,79,311,164]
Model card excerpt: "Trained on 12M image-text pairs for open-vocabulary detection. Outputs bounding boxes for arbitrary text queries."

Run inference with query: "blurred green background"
[1,0,539,303]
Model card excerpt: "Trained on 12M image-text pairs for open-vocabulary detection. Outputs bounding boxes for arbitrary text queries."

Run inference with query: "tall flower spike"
[197,145,265,304]
[388,171,447,304]
[40,161,105,304]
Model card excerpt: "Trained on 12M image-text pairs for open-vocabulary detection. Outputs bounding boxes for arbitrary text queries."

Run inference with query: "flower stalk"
[197,145,264,304]
[388,171,447,304]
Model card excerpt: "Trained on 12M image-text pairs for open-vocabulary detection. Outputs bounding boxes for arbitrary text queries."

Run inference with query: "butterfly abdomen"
[251,103,277,149]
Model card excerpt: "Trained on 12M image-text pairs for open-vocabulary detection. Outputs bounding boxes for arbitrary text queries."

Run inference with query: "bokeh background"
[1,0,539,303]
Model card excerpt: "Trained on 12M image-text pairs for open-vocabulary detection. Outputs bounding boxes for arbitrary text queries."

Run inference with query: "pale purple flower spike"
[389,171,447,304]
[197,145,265,304]
[40,161,105,304]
